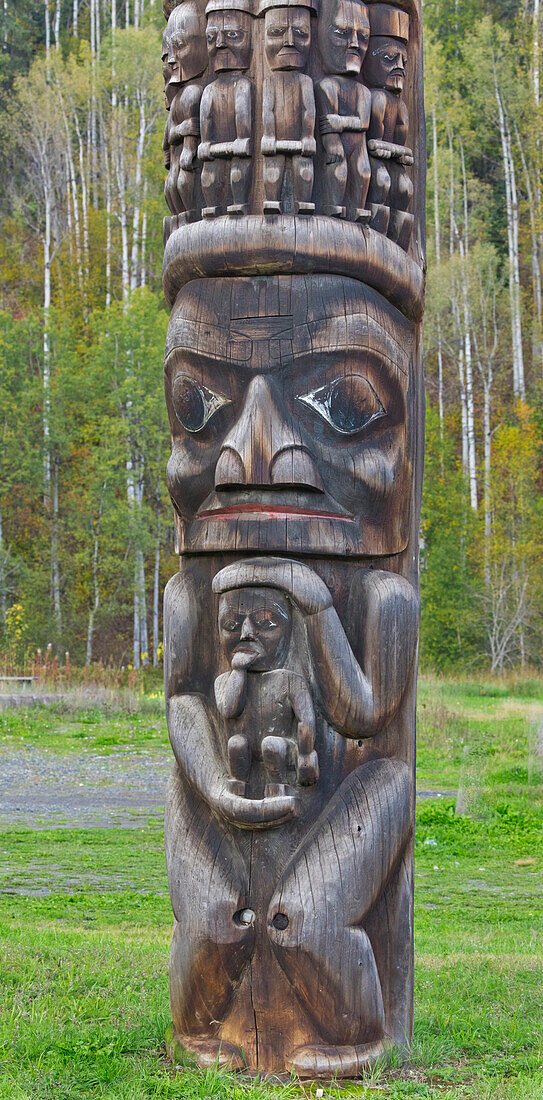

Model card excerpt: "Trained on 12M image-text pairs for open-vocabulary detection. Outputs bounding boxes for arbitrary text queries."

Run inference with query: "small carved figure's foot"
[355,207,372,224]
[226,777,247,797]
[288,1039,390,1078]
[168,1031,246,1070]
[297,749,319,786]
[227,203,248,216]
[202,206,219,219]
[323,204,345,218]
[370,202,390,234]
[264,781,291,797]
[296,201,315,215]
[263,200,282,215]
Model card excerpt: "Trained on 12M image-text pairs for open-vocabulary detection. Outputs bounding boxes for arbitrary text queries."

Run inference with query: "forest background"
[0,0,541,674]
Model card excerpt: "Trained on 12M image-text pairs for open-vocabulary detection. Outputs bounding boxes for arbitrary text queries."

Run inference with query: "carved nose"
[285,25,295,45]
[240,617,255,640]
[348,31,360,48]
[214,376,324,491]
[216,30,225,46]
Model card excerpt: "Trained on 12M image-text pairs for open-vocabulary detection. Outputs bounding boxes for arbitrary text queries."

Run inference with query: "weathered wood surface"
[160,0,425,1079]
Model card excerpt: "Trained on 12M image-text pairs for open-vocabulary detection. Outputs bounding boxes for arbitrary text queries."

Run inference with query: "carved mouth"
[198,502,354,520]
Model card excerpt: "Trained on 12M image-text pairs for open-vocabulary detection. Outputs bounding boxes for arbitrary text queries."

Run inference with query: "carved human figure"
[315,0,371,220]
[214,585,319,794]
[362,4,413,246]
[165,553,416,1075]
[198,3,253,216]
[260,3,316,215]
[163,2,208,218]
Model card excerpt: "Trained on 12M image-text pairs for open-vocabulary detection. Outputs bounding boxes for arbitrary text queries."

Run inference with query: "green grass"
[0,676,542,1099]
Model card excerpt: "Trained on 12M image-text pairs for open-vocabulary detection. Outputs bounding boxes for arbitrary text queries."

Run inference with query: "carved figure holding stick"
[260,0,316,214]
[316,0,371,221]
[198,0,254,217]
[363,4,413,246]
[163,1,207,219]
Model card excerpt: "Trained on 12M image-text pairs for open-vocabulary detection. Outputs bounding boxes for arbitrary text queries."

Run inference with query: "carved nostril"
[215,447,246,489]
[271,449,324,492]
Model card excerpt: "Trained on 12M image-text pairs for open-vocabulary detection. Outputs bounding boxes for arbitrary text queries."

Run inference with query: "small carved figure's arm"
[315,79,344,165]
[288,676,319,785]
[367,88,387,143]
[163,117,171,169]
[300,75,317,157]
[233,78,252,158]
[215,668,247,718]
[261,76,277,156]
[213,558,419,740]
[168,692,298,828]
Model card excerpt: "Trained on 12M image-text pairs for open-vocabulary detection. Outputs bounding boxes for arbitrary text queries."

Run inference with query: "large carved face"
[318,0,370,75]
[363,34,408,93]
[218,588,292,671]
[164,274,414,557]
[264,7,311,71]
[206,10,253,72]
[166,2,207,91]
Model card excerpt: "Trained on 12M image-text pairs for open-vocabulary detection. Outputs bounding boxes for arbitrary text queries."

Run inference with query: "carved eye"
[297,375,385,435]
[253,609,288,630]
[226,29,242,40]
[221,615,244,633]
[333,26,349,37]
[172,375,230,432]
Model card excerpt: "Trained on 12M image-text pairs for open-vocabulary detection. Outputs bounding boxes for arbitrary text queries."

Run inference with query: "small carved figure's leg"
[177,163,197,221]
[228,733,251,796]
[263,154,285,214]
[368,155,391,234]
[166,765,254,1064]
[201,159,228,218]
[387,162,413,250]
[267,757,411,1075]
[292,155,315,214]
[165,162,182,215]
[348,136,371,223]
[229,156,252,215]
[322,141,347,217]
[261,734,288,796]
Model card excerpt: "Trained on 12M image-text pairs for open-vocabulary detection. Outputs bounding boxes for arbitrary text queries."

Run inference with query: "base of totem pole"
[165,1024,402,1081]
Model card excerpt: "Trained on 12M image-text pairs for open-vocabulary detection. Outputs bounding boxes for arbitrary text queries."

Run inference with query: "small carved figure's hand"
[323,135,344,165]
[216,785,299,829]
[232,137,251,158]
[297,749,319,786]
[197,141,212,160]
[301,137,317,157]
[231,650,259,670]
[261,135,276,156]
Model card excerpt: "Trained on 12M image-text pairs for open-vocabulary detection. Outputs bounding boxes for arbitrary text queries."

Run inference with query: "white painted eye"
[297,375,385,435]
[172,375,230,432]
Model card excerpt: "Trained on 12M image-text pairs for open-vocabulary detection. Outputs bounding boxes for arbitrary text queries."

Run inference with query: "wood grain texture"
[159,0,425,1079]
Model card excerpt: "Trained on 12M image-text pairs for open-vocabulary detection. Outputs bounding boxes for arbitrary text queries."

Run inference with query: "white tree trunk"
[86,495,103,666]
[433,110,444,433]
[494,64,526,399]
[51,451,62,644]
[73,0,79,36]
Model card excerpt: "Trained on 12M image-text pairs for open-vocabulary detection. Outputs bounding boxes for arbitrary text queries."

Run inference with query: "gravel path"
[0,746,456,829]
[0,747,172,828]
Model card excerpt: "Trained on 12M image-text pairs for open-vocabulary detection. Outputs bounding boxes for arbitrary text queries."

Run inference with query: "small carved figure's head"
[363,5,409,93]
[264,7,311,71]
[166,2,207,93]
[318,0,369,75]
[162,26,172,89]
[206,10,253,71]
[218,588,292,671]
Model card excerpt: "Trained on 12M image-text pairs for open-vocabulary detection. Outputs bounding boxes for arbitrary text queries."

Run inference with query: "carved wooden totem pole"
[161,0,425,1078]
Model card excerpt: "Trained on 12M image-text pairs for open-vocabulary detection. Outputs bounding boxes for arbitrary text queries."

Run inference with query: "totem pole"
[161,0,425,1078]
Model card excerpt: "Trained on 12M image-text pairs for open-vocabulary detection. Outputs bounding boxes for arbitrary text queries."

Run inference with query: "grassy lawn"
[0,676,542,1099]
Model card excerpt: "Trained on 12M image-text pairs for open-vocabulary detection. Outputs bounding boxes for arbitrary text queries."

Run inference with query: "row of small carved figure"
[162,0,413,246]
